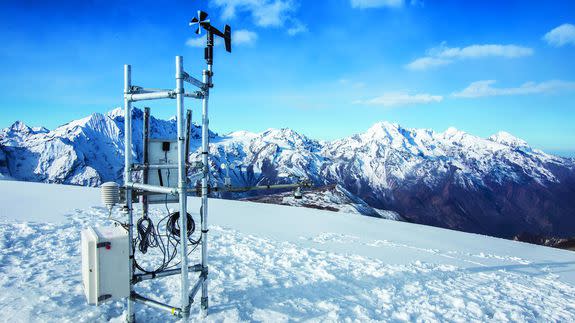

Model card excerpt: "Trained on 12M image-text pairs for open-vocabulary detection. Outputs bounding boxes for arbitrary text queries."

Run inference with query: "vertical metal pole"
[124,64,135,323]
[185,109,192,171]
[200,63,212,317]
[176,56,190,320]
[142,107,150,217]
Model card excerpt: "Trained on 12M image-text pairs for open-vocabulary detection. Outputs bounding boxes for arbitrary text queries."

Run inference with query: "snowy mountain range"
[1,107,574,239]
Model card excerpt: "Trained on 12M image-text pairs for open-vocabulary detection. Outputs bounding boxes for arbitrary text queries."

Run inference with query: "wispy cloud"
[212,0,306,36]
[338,78,366,89]
[185,37,205,48]
[350,0,403,9]
[355,92,443,107]
[186,29,258,48]
[287,20,308,36]
[233,30,258,45]
[213,0,294,27]
[543,23,575,47]
[405,57,450,71]
[406,43,533,71]
[452,80,575,98]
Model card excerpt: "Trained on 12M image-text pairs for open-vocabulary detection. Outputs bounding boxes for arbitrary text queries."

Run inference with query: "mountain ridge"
[1,108,574,239]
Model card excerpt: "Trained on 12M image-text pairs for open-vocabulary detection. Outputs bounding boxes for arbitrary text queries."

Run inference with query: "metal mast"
[176,55,191,319]
[189,11,231,316]
[200,37,212,318]
[123,64,136,323]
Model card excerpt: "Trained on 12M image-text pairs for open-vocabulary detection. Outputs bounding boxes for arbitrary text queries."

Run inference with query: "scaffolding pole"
[200,60,212,318]
[123,64,135,323]
[176,56,191,320]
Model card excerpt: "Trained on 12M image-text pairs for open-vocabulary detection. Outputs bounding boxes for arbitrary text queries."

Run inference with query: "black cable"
[166,211,195,239]
[136,216,158,254]
[133,154,202,275]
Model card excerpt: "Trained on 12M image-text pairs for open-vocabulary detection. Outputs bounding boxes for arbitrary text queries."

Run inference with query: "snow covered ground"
[1,181,575,322]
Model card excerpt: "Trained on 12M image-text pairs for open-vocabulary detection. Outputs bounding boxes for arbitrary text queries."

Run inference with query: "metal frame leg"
[176,56,191,320]
[200,65,212,317]
[124,64,135,323]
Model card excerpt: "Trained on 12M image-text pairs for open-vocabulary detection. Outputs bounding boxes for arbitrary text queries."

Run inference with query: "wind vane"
[189,10,232,64]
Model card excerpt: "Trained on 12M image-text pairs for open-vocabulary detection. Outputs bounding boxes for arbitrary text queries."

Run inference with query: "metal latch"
[97,241,111,249]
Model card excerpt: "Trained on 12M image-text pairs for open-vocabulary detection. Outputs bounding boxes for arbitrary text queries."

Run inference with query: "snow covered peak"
[488,131,529,148]
[442,126,467,138]
[227,130,258,138]
[106,107,124,119]
[31,126,49,133]
[3,121,48,137]
[365,121,401,138]
[262,127,304,139]
[8,121,32,133]
[258,128,316,149]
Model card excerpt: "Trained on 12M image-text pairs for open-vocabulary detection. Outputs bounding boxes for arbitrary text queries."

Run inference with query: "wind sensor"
[189,10,231,64]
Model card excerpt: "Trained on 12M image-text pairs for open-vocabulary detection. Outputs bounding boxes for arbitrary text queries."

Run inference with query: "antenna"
[189,10,232,65]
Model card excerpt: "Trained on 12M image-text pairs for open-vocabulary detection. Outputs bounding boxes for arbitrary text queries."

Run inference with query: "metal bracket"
[182,71,208,90]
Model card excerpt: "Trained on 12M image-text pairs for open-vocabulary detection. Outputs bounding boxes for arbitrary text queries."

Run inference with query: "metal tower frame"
[118,12,311,322]
[123,55,209,321]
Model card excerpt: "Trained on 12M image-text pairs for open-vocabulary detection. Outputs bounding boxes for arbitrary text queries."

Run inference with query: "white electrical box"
[81,225,130,305]
[147,139,179,204]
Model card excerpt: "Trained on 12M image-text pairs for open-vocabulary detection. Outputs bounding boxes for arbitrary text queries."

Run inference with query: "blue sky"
[1,0,574,156]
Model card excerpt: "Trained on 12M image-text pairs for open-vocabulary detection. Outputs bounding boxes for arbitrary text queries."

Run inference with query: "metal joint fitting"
[200,266,209,279]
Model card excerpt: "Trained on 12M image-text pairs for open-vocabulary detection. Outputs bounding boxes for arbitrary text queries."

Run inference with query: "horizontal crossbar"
[125,91,176,102]
[126,182,178,195]
[131,293,182,318]
[133,264,203,283]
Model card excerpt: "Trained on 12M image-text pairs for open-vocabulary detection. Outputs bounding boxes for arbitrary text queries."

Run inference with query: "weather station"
[80,10,311,322]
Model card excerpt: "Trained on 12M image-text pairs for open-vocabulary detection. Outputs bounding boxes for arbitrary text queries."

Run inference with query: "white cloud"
[185,37,205,48]
[287,20,307,36]
[212,0,295,27]
[453,80,575,98]
[355,92,443,107]
[233,29,258,45]
[350,0,403,9]
[406,43,533,71]
[543,23,575,47]
[433,44,533,59]
[186,29,257,48]
[405,57,451,71]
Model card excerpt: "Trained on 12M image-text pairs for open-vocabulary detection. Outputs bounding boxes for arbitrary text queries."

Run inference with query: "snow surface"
[245,184,401,220]
[1,181,575,322]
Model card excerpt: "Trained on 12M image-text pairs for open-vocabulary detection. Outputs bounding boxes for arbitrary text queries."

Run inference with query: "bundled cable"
[136,216,158,254]
[166,211,196,242]
[133,167,202,274]
[133,210,201,274]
